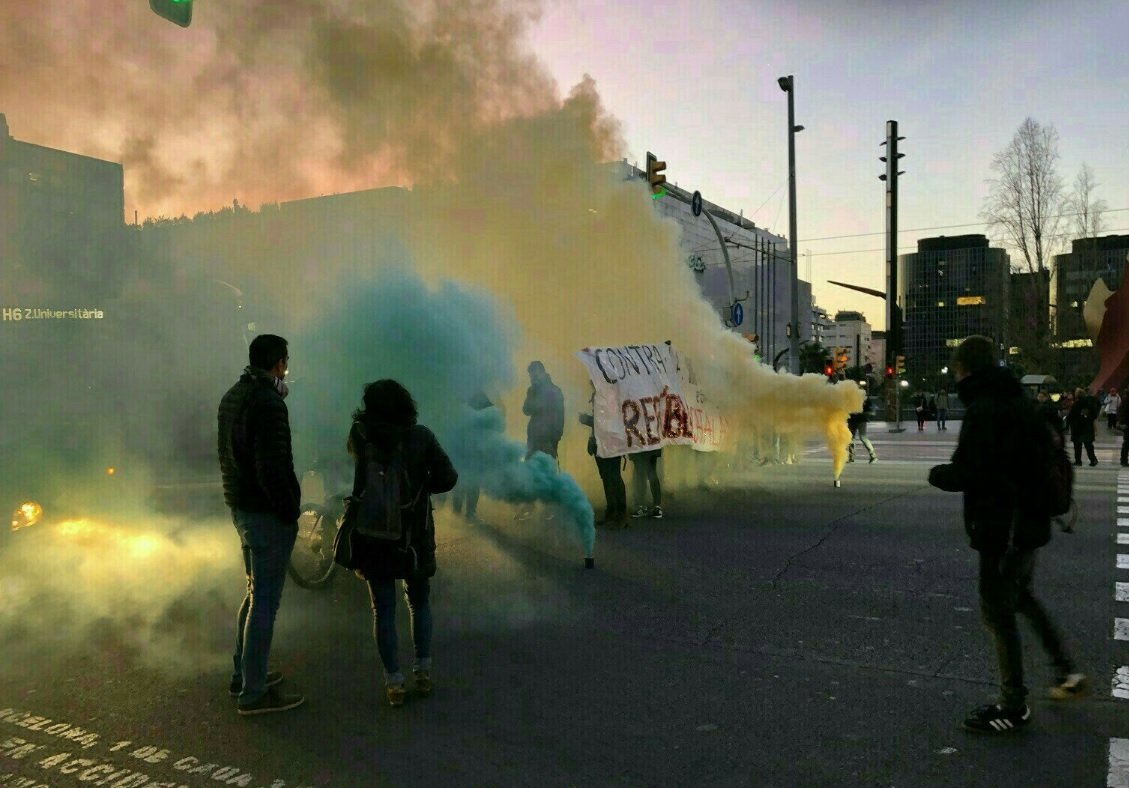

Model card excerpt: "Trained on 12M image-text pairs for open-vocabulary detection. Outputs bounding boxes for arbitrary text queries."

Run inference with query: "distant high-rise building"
[898,235,1010,386]
[826,310,874,371]
[1052,235,1129,384]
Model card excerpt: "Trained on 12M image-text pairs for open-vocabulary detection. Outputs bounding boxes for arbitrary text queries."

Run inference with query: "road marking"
[1117,619,1129,641]
[1116,668,1129,700]
[1111,739,1129,787]
[1118,582,1129,602]
[1120,518,1129,527]
[1121,556,1129,570]
[1120,534,1129,545]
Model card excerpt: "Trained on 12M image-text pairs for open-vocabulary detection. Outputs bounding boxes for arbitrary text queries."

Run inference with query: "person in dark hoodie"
[928,336,1085,735]
[522,361,565,462]
[1066,386,1099,466]
[218,334,305,716]
[347,379,458,708]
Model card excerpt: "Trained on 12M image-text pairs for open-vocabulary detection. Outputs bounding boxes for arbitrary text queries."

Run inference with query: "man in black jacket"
[218,334,304,715]
[928,336,1084,734]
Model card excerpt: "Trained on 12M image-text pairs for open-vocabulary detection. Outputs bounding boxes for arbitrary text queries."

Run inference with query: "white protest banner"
[576,343,723,456]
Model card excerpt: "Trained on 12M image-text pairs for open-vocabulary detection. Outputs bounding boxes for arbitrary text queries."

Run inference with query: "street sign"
[731,303,744,326]
[691,190,703,217]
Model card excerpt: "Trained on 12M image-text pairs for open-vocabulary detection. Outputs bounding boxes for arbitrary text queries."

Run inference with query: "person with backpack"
[346,379,458,707]
[1066,386,1099,466]
[218,334,305,715]
[935,389,950,431]
[928,336,1085,735]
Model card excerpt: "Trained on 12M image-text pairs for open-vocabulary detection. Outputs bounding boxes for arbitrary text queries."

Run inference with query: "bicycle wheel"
[287,504,338,589]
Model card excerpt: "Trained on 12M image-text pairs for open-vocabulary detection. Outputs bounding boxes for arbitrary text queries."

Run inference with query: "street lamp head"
[777,75,793,92]
[794,125,805,132]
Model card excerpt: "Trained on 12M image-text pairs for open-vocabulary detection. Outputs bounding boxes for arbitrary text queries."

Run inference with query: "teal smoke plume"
[289,268,595,557]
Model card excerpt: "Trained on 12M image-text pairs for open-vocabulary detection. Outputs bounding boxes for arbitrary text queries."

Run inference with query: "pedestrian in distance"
[928,335,1085,735]
[914,392,927,431]
[451,390,493,523]
[846,395,877,464]
[346,379,458,708]
[217,334,305,715]
[579,384,628,529]
[1104,388,1122,431]
[516,360,564,520]
[936,388,950,431]
[1066,386,1099,466]
[628,448,664,519]
[1116,386,1129,467]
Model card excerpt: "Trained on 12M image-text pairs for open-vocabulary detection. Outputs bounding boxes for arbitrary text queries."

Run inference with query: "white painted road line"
[1115,668,1129,700]
[1120,534,1129,545]
[1120,555,1129,570]
[1116,619,1129,641]
[1119,519,1129,528]
[1118,583,1129,602]
[1111,739,1129,788]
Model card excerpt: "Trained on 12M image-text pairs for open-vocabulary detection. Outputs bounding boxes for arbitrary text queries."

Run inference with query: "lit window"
[956,296,986,306]
[936,301,945,307]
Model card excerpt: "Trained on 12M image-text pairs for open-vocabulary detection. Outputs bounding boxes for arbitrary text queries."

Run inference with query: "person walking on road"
[1067,386,1099,466]
[218,334,305,715]
[928,335,1085,735]
[936,389,950,431]
[347,379,458,707]
[846,394,877,464]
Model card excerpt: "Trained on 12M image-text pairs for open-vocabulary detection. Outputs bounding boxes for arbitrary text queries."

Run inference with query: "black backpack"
[354,428,422,542]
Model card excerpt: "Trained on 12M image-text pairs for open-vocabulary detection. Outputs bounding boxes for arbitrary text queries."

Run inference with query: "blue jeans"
[366,577,432,684]
[231,509,298,703]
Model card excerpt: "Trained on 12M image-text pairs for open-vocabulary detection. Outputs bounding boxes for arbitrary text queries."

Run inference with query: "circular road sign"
[691,190,703,217]
[731,303,744,326]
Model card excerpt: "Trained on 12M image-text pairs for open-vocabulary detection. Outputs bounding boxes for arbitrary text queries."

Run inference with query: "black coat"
[347,420,458,579]
[217,372,301,523]
[1067,395,1099,442]
[928,367,1051,553]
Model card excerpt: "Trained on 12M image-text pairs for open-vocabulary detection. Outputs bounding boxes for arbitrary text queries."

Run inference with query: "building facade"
[825,310,875,371]
[1052,235,1129,386]
[897,234,1010,388]
[0,113,125,302]
[619,161,807,368]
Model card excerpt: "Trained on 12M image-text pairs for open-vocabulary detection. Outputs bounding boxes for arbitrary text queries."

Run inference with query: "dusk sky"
[527,0,1129,326]
[2,0,1127,329]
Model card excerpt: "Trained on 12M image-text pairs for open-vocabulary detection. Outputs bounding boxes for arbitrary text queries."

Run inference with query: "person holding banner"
[579,386,628,528]
[629,449,663,519]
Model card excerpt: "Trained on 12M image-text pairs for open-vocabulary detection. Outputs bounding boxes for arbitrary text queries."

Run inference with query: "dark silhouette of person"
[218,333,304,715]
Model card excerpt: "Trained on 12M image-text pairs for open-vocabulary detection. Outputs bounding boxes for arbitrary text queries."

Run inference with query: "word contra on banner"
[576,343,725,456]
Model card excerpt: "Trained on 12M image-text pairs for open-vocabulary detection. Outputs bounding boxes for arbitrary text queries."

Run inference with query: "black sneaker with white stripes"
[961,703,1030,733]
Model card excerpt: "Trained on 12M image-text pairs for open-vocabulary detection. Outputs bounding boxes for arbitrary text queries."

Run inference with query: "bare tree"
[982,117,1065,369]
[1068,162,1107,241]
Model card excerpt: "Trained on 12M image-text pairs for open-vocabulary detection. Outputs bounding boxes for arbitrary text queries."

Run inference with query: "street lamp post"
[778,75,804,374]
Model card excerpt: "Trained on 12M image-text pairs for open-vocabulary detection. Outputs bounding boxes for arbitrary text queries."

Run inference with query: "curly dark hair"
[353,379,418,426]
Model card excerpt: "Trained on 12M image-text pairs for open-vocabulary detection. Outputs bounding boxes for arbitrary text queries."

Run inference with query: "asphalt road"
[2,422,1128,788]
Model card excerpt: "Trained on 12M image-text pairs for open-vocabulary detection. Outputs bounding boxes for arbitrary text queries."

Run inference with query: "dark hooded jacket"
[928,367,1051,553]
[347,418,458,579]
[217,370,301,523]
[523,375,565,445]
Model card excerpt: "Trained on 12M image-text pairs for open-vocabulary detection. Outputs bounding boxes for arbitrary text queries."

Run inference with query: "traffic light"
[895,355,906,376]
[834,348,849,373]
[885,364,894,379]
[823,361,834,378]
[150,0,192,27]
[645,152,667,198]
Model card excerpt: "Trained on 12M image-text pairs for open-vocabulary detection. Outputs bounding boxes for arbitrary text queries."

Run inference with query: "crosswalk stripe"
[1109,739,1129,788]
[1120,534,1129,545]
[1115,668,1129,700]
[1117,619,1129,641]
[1118,583,1129,602]
[1120,556,1129,570]
[1120,518,1129,527]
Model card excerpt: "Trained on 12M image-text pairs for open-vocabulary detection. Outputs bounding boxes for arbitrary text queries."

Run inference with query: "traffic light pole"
[881,120,906,432]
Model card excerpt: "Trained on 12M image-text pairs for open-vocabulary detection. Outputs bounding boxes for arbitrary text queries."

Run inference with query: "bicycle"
[287,466,348,590]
